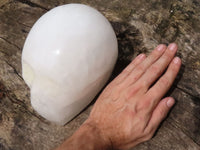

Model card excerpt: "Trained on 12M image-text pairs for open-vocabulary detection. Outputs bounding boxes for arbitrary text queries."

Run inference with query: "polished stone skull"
[22,4,118,125]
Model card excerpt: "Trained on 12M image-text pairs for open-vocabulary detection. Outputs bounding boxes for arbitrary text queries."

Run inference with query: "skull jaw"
[30,70,112,125]
[31,96,90,125]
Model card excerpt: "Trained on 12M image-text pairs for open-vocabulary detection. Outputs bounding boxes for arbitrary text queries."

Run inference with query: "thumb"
[145,97,175,134]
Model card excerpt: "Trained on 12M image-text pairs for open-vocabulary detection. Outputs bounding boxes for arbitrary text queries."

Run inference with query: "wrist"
[57,119,112,150]
[80,120,113,150]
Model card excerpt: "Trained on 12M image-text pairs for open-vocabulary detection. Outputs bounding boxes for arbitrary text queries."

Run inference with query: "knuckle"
[124,63,135,73]
[113,74,126,85]
[160,76,170,87]
[136,103,144,112]
[136,100,151,112]
[132,73,140,82]
[142,129,154,142]
[137,65,145,73]
[124,106,137,118]
[139,80,147,89]
[150,65,161,75]
[122,68,130,76]
[162,53,171,61]
[125,86,140,100]
[143,133,153,142]
[157,107,167,118]
[171,64,179,73]
[102,83,122,99]
[111,87,121,100]
[137,125,145,135]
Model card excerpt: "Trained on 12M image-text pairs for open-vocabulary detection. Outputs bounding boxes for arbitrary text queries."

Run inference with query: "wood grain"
[0,0,199,150]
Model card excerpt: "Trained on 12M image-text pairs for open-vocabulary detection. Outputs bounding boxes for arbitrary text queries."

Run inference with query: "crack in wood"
[16,20,32,28]
[0,60,48,124]
[0,82,31,118]
[179,102,200,121]
[7,94,48,124]
[15,0,49,11]
[5,60,23,81]
[0,36,21,50]
[0,81,6,99]
[3,84,48,124]
[0,50,9,57]
[0,9,33,29]
[168,118,200,147]
[172,91,200,120]
[1,61,49,124]
[176,86,200,101]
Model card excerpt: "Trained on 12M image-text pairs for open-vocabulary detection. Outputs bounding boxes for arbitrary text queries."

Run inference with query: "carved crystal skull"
[22,4,118,125]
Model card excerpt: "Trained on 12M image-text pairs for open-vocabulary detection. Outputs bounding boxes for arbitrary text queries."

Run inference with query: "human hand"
[85,43,181,150]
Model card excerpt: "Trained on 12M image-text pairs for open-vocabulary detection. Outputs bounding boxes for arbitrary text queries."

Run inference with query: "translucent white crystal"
[22,4,118,125]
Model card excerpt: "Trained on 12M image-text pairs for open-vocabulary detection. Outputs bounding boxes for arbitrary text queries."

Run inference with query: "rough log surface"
[0,0,200,150]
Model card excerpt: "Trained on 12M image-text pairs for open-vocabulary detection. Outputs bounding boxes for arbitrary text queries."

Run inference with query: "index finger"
[144,56,181,112]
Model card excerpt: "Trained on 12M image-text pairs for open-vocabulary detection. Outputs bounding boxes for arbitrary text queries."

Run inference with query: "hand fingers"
[144,57,181,111]
[102,54,146,99]
[136,43,178,92]
[144,97,175,135]
[124,54,146,73]
[111,53,146,85]
[122,44,167,87]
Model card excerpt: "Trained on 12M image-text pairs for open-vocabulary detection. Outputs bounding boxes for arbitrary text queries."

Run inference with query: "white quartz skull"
[22,4,118,125]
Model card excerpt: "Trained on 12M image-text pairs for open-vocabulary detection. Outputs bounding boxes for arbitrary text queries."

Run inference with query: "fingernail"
[167,98,175,107]
[168,43,177,51]
[157,44,165,51]
[138,54,145,59]
[173,57,180,64]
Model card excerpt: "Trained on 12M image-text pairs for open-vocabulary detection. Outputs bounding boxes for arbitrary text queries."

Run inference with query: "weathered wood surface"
[0,0,200,150]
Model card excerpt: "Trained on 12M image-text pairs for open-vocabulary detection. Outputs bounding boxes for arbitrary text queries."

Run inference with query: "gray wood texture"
[0,0,199,149]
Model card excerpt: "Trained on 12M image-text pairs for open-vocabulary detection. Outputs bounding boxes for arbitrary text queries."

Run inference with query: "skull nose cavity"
[22,61,35,88]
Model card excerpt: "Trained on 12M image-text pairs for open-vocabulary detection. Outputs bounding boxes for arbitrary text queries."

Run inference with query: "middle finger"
[136,43,178,92]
